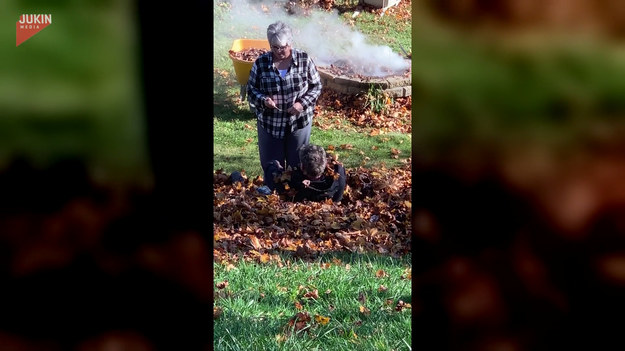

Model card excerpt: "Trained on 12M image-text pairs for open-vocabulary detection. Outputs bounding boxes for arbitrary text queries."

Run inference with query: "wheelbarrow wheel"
[240,84,247,101]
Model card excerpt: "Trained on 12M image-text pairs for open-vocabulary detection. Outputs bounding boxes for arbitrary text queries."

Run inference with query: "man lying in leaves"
[265,144,346,202]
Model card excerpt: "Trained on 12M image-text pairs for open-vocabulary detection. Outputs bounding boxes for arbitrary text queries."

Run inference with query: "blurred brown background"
[1,0,211,350]
[412,0,625,350]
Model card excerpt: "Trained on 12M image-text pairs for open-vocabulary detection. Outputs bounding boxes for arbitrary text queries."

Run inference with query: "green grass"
[336,0,411,54]
[214,112,411,176]
[214,253,412,351]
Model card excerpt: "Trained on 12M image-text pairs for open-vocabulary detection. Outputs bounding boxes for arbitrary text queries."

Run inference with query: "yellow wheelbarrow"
[229,39,270,100]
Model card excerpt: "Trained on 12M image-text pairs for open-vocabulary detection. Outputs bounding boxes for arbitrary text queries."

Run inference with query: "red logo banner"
[16,14,52,47]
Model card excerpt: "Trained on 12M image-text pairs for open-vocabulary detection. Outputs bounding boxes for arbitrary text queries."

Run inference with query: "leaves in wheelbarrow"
[229,48,269,62]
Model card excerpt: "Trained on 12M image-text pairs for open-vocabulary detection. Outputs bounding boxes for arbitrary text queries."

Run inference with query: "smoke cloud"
[215,0,410,76]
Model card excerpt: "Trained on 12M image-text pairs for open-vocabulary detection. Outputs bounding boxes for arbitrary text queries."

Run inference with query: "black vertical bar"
[137,0,212,234]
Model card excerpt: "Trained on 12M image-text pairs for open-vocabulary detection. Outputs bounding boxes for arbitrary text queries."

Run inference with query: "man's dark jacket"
[267,162,346,202]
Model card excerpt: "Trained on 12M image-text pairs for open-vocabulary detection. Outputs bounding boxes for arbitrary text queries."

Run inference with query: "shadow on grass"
[213,70,255,123]
[213,153,260,174]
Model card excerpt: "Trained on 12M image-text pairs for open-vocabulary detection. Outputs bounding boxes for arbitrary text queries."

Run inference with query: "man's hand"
[287,102,304,115]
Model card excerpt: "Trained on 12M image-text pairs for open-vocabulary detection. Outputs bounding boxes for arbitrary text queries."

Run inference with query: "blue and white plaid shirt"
[247,48,322,139]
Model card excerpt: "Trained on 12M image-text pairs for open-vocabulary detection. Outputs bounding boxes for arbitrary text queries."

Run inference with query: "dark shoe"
[230,171,245,184]
[257,185,271,195]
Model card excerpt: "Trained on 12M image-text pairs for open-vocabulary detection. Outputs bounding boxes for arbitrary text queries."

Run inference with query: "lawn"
[214,253,412,351]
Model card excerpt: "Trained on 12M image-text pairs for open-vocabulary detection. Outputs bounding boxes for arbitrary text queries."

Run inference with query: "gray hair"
[298,144,327,179]
[267,21,293,47]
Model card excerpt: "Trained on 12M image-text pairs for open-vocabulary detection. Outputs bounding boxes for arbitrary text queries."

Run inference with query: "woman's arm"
[247,59,267,109]
[296,57,322,109]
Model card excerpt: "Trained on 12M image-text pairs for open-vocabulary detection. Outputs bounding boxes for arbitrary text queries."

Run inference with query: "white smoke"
[214,0,410,76]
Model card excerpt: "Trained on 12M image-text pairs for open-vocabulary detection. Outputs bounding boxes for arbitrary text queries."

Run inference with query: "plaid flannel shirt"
[247,48,322,139]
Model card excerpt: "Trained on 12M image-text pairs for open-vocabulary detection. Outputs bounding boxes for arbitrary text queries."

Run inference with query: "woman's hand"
[287,102,303,115]
[264,97,279,109]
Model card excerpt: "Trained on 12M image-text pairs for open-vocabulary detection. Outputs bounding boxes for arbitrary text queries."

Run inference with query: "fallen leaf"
[214,306,223,319]
[260,253,270,263]
[359,305,371,316]
[285,311,312,335]
[358,291,367,305]
[375,269,388,278]
[249,235,262,250]
[216,280,229,290]
[303,289,319,300]
[314,314,331,325]
[395,300,412,311]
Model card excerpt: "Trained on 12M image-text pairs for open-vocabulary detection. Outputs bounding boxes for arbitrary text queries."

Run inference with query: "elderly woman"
[247,21,322,189]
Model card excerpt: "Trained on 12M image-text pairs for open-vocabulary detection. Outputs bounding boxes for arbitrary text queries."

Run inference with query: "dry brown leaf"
[314,314,331,325]
[214,306,223,319]
[249,235,262,250]
[285,311,312,335]
[395,300,412,311]
[303,289,319,300]
[260,253,270,263]
[358,291,367,305]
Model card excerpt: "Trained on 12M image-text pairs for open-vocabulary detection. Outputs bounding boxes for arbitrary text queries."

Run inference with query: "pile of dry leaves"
[318,60,411,79]
[213,159,411,264]
[229,48,269,61]
[314,89,412,133]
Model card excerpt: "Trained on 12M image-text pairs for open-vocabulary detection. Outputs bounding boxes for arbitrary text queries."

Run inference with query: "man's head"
[298,144,327,180]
